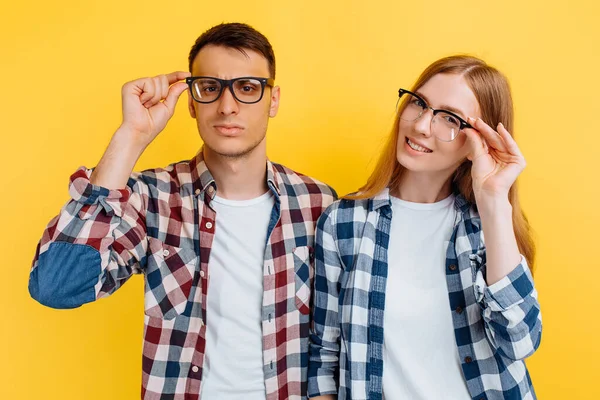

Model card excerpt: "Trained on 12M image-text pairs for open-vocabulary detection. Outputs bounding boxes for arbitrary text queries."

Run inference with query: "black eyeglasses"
[186,76,275,104]
[398,88,473,142]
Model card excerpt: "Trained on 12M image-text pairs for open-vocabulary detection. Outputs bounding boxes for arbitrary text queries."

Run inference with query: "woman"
[308,55,541,400]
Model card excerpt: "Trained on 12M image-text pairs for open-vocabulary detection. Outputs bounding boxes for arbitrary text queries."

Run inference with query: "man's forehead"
[191,45,270,77]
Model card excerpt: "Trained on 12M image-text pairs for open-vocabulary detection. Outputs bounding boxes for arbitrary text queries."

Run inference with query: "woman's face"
[396,73,481,176]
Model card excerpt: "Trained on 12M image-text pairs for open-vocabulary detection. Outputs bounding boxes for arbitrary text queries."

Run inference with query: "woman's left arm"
[465,117,542,360]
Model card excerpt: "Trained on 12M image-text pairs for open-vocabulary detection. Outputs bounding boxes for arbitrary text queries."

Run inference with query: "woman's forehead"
[417,73,480,118]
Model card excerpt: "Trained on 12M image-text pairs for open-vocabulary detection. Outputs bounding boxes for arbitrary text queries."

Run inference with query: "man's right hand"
[120,71,191,147]
[89,71,191,190]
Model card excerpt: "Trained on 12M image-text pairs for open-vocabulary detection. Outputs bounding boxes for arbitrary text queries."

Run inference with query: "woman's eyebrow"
[415,91,468,119]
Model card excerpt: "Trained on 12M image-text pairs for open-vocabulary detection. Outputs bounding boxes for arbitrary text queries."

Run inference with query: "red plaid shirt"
[29,152,337,399]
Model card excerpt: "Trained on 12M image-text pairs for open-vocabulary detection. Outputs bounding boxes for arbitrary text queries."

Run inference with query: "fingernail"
[498,122,504,128]
[468,117,476,124]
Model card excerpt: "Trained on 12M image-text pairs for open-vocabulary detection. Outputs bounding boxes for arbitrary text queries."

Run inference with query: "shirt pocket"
[144,237,199,320]
[293,245,314,315]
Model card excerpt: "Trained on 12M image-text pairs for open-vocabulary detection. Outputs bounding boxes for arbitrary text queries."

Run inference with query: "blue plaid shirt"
[308,189,542,400]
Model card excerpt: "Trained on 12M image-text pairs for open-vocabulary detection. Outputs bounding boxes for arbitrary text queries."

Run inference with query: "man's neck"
[202,145,269,201]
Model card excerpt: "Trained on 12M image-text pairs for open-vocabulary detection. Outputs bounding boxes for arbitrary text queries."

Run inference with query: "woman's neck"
[392,169,454,203]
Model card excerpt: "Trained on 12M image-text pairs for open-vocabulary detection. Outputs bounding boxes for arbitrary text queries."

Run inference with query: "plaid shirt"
[308,189,542,400]
[29,152,337,400]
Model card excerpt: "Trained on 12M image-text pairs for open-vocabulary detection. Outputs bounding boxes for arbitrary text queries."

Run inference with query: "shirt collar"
[189,150,281,200]
[371,187,472,215]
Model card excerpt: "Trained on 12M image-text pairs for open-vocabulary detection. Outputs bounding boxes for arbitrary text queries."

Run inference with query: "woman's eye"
[444,115,459,125]
[411,98,426,108]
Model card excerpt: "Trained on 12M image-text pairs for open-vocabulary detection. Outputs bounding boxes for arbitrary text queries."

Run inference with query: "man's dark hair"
[188,23,276,79]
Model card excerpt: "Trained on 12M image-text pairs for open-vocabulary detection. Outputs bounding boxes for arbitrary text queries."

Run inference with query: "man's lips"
[214,124,244,134]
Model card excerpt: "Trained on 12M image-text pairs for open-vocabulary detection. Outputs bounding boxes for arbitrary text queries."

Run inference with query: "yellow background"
[1,0,598,398]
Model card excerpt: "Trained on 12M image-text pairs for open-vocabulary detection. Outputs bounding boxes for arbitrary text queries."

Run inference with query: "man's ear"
[188,90,196,119]
[268,86,280,118]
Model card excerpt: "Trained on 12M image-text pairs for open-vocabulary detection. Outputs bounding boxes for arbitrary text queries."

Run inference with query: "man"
[29,22,336,400]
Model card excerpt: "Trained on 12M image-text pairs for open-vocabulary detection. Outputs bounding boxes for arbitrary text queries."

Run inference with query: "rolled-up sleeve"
[475,257,542,360]
[29,167,149,309]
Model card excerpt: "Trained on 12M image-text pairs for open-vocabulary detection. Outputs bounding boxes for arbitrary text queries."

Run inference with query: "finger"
[499,162,526,185]
[482,136,489,153]
[145,76,163,107]
[138,78,155,105]
[163,82,189,111]
[159,74,170,102]
[468,117,508,153]
[463,127,487,161]
[497,122,524,158]
[492,150,524,167]
[165,71,192,85]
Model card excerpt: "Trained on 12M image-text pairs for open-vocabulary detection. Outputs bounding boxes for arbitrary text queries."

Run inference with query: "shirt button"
[205,221,213,229]
[194,189,201,196]
[449,264,457,271]
[465,356,472,363]
[207,186,214,194]
[192,365,199,373]
[163,249,170,257]
[200,270,205,278]
[456,306,463,314]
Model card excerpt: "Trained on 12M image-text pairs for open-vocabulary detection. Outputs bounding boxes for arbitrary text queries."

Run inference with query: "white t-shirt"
[200,191,275,400]
[382,194,471,399]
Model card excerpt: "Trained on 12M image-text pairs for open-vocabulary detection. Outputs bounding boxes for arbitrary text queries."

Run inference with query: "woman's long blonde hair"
[348,55,535,270]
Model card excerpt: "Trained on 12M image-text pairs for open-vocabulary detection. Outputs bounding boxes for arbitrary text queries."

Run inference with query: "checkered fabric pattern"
[308,188,542,400]
[29,152,337,400]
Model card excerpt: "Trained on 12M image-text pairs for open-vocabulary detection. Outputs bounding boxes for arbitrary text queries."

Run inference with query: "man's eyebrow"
[415,91,468,119]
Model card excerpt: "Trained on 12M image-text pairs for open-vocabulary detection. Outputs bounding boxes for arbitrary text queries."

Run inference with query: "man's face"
[188,45,280,158]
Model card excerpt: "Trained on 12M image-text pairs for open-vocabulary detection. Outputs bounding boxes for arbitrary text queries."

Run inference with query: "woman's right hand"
[119,71,191,147]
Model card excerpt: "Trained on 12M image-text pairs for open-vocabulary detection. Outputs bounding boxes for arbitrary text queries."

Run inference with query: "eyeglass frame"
[397,88,473,141]
[186,76,275,104]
